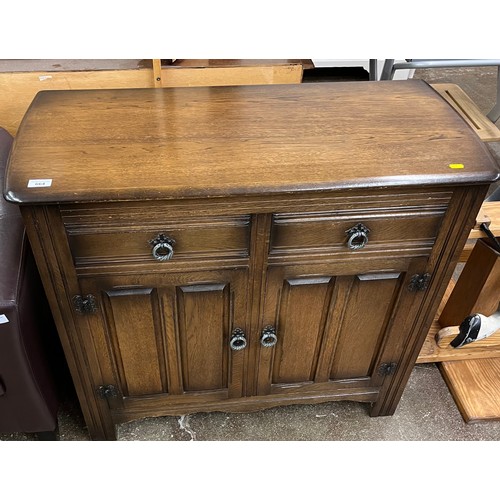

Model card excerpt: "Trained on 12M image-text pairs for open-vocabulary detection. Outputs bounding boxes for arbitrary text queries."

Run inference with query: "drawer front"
[63,213,251,268]
[270,207,447,258]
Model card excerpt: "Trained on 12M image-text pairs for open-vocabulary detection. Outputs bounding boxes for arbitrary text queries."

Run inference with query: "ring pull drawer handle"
[260,325,278,348]
[345,223,370,250]
[230,328,247,351]
[149,234,176,261]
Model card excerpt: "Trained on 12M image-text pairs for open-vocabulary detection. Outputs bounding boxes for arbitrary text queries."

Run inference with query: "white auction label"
[27,179,52,188]
[0,314,9,324]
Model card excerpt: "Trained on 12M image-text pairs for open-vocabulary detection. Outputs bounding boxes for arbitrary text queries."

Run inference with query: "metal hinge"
[73,294,98,314]
[408,273,431,292]
[96,385,119,400]
[378,362,397,376]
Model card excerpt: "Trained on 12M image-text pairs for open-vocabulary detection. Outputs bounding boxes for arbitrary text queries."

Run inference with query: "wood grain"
[417,276,500,362]
[8,83,496,439]
[159,60,308,89]
[160,64,303,87]
[178,284,229,391]
[440,358,500,422]
[459,201,500,262]
[271,276,332,384]
[330,274,400,380]
[111,384,379,424]
[0,60,308,136]
[469,201,500,239]
[5,81,498,205]
[64,213,251,269]
[152,59,162,88]
[418,321,500,362]
[104,288,164,396]
[431,83,500,142]
[440,238,500,327]
[371,185,490,416]
[270,208,445,257]
[0,68,154,136]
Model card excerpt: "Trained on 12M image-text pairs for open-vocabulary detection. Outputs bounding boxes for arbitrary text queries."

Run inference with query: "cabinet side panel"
[371,185,491,416]
[104,289,164,396]
[177,284,229,392]
[330,274,400,380]
[273,277,332,384]
[20,206,117,440]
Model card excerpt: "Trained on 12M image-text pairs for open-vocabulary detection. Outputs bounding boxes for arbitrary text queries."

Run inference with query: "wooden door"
[255,258,429,396]
[77,268,249,410]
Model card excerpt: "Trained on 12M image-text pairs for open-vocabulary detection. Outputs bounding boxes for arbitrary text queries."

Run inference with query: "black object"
[450,314,482,348]
[408,273,431,292]
[479,222,500,253]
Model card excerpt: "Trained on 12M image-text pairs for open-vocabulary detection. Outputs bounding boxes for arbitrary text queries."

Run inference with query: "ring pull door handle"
[230,328,247,351]
[345,223,370,250]
[149,234,176,261]
[260,325,278,348]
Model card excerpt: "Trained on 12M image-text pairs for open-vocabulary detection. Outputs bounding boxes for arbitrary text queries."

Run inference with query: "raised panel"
[83,269,247,403]
[272,277,333,384]
[330,273,402,380]
[177,283,230,392]
[103,288,165,397]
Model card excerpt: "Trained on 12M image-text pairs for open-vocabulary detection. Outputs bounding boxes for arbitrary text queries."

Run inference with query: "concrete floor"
[1,62,500,441]
[4,362,500,441]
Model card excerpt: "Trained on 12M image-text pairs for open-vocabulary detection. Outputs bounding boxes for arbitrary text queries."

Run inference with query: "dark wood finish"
[270,206,446,257]
[79,268,249,403]
[370,185,490,416]
[256,257,429,400]
[63,212,251,269]
[4,81,497,205]
[4,81,498,439]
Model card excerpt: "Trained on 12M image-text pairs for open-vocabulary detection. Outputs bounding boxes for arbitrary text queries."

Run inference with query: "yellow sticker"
[449,163,464,169]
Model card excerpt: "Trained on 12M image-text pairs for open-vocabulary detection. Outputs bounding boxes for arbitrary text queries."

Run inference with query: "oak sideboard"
[4,80,498,440]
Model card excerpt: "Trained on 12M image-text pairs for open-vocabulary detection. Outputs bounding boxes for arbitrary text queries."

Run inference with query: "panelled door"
[76,268,250,409]
[255,257,430,397]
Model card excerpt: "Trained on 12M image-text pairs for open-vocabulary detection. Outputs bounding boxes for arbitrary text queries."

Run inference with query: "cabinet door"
[255,258,428,397]
[77,269,249,411]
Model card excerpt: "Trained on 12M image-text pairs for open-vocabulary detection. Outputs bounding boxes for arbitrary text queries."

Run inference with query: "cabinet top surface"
[4,80,499,204]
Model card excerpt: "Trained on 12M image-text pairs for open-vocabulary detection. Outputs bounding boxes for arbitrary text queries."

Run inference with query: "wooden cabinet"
[4,81,498,439]
[257,257,427,396]
[80,268,249,401]
[66,207,255,417]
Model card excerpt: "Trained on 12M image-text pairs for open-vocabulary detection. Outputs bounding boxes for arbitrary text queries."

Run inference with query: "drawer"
[63,213,251,268]
[270,207,447,257]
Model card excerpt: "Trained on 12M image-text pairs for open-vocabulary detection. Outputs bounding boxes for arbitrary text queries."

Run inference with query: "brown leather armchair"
[0,127,67,439]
